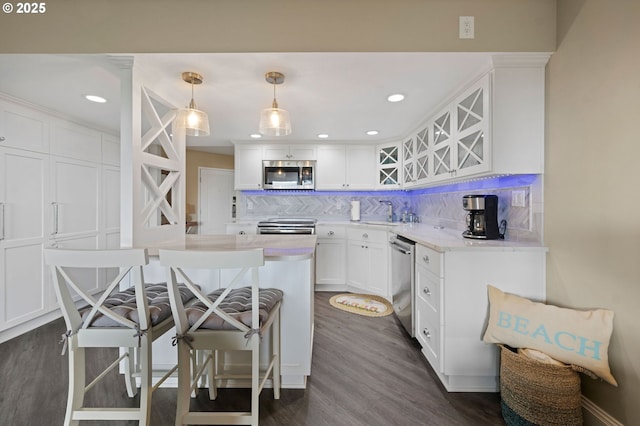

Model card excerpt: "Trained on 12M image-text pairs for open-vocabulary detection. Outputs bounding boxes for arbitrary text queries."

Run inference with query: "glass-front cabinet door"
[430,107,453,182]
[414,126,430,184]
[453,74,490,178]
[377,142,401,189]
[402,136,415,187]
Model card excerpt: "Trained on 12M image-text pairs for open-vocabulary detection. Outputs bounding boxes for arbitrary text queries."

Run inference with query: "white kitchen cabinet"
[0,96,121,342]
[50,117,102,163]
[430,106,455,182]
[0,147,51,331]
[376,142,402,189]
[403,126,430,187]
[316,145,375,190]
[234,144,264,190]
[346,227,389,298]
[262,144,316,161]
[413,243,546,392]
[0,98,50,154]
[404,58,547,188]
[50,156,100,240]
[315,224,346,290]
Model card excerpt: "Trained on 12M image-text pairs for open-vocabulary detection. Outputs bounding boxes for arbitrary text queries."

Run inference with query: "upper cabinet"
[376,142,402,189]
[403,126,430,188]
[316,145,375,190]
[262,144,316,161]
[403,56,547,188]
[0,98,50,154]
[430,74,490,183]
[234,144,264,190]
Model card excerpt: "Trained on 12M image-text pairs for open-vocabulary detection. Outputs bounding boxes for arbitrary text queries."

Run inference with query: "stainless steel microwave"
[263,160,315,190]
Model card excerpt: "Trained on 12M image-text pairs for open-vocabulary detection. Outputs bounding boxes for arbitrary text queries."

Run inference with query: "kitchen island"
[140,234,317,389]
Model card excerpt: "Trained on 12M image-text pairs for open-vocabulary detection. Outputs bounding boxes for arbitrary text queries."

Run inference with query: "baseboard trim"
[582,396,624,426]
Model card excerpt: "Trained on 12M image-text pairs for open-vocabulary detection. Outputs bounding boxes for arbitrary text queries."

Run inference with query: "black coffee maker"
[462,194,500,239]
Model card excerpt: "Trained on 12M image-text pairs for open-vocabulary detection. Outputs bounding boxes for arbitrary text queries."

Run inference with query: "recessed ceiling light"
[387,94,405,103]
[366,130,379,136]
[317,133,329,139]
[85,95,107,103]
[250,133,262,139]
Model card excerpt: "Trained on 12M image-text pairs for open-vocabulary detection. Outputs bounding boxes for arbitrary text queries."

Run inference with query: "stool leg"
[139,336,152,425]
[65,345,85,426]
[208,350,217,400]
[251,336,260,426]
[124,347,137,398]
[175,341,191,426]
[273,309,281,400]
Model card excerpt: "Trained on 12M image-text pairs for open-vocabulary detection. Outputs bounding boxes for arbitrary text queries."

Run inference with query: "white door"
[199,168,235,234]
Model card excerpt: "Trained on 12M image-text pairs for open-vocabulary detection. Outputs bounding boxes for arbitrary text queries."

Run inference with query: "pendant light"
[259,71,292,136]
[175,71,210,136]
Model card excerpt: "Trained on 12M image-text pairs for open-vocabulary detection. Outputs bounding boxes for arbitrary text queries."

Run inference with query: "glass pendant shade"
[175,105,210,136]
[174,71,210,137]
[259,104,292,136]
[259,71,292,136]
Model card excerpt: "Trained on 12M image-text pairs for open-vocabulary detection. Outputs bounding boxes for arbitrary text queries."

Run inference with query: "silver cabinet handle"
[0,202,4,240]
[423,255,430,264]
[0,136,5,142]
[328,230,334,236]
[362,233,368,239]
[423,287,431,296]
[423,329,431,339]
[239,230,246,235]
[51,202,59,236]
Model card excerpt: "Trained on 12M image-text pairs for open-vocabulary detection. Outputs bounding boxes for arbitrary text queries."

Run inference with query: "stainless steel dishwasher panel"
[389,234,415,337]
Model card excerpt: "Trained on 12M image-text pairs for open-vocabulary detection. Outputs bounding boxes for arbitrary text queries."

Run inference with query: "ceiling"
[0,53,495,156]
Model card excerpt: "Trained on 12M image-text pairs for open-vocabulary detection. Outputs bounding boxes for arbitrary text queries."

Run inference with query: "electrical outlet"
[511,190,526,207]
[459,16,475,39]
[247,200,254,210]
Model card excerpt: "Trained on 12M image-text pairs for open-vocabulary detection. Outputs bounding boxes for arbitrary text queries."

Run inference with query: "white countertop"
[143,234,317,261]
[317,220,547,252]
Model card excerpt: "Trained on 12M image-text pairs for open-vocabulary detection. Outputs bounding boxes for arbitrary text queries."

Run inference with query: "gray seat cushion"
[82,283,196,328]
[186,287,283,330]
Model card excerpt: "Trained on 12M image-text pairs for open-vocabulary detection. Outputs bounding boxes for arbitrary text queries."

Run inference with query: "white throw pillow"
[483,285,617,386]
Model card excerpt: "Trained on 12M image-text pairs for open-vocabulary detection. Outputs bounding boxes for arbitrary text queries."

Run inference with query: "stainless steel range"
[256,218,317,235]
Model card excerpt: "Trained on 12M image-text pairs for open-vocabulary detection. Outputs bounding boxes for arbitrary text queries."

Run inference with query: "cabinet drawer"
[347,227,387,244]
[316,224,346,239]
[416,244,442,277]
[415,264,441,317]
[415,297,442,372]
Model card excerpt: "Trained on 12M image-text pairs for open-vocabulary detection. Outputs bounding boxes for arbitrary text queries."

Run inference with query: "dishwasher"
[389,233,415,337]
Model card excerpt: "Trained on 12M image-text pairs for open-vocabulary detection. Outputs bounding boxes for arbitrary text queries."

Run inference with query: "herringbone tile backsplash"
[238,175,542,242]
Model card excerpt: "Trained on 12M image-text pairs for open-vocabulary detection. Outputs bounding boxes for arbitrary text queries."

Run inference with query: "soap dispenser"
[401,202,410,223]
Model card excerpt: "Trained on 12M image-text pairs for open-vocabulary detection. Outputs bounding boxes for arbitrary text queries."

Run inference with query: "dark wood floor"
[0,292,505,425]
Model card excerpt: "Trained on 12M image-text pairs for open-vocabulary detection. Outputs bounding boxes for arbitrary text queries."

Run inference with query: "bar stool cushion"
[186,287,283,330]
[82,283,195,327]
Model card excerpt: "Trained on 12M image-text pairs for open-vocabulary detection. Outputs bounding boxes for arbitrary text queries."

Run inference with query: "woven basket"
[499,345,583,426]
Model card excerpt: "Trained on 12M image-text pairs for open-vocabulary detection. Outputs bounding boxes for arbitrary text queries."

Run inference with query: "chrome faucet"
[379,200,394,222]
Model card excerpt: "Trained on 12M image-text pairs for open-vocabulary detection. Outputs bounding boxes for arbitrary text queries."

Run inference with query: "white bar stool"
[44,248,194,425]
[159,248,282,426]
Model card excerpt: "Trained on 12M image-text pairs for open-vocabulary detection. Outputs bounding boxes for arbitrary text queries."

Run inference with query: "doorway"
[198,167,235,234]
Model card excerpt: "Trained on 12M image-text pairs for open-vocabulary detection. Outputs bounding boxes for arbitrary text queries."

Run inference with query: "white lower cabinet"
[314,224,346,289]
[346,227,389,299]
[414,243,546,392]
